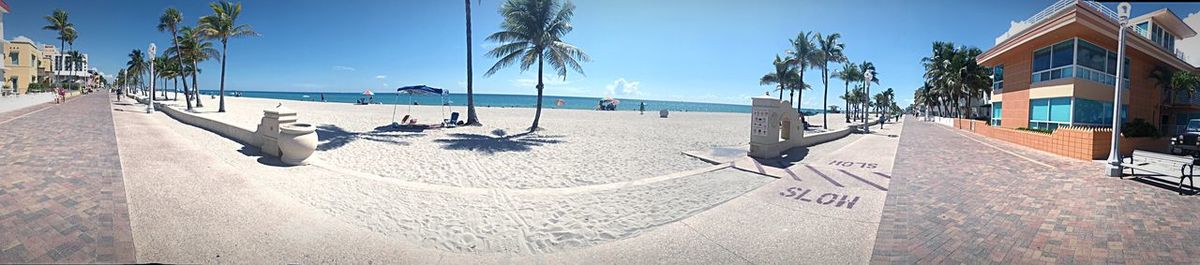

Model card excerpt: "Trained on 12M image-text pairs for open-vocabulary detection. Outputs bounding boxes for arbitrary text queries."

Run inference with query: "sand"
[138,95,855,255]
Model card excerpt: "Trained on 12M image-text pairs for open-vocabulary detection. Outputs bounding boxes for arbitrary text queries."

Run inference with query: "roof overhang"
[0,1,9,13]
[1130,8,1197,38]
[978,2,1195,71]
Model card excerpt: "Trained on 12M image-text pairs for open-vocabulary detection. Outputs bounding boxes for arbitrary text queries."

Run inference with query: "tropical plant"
[484,0,590,131]
[43,9,74,88]
[1171,71,1200,97]
[815,32,844,129]
[160,7,194,109]
[833,62,860,123]
[64,28,79,88]
[170,26,220,108]
[787,32,818,125]
[921,42,991,119]
[464,0,482,125]
[198,0,259,112]
[126,49,146,96]
[761,55,798,102]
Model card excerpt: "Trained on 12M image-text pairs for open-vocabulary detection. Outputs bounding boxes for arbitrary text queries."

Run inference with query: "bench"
[1121,149,1197,195]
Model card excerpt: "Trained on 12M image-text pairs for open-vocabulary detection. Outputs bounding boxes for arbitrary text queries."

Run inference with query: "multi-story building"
[3,36,44,94]
[40,44,56,79]
[53,50,88,85]
[977,0,1196,135]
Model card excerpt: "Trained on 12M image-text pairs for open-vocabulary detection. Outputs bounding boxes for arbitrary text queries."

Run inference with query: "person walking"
[639,102,646,115]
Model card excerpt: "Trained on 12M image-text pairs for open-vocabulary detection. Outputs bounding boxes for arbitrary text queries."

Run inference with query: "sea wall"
[136,95,263,147]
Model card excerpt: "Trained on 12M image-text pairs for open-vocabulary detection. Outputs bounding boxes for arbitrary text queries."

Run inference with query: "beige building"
[3,36,43,94]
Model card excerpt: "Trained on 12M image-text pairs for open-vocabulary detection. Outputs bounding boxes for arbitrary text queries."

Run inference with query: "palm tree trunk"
[464,0,481,126]
[174,77,179,101]
[218,40,228,113]
[530,56,544,131]
[798,71,806,127]
[821,66,829,129]
[171,28,192,110]
[192,58,202,108]
[843,80,850,123]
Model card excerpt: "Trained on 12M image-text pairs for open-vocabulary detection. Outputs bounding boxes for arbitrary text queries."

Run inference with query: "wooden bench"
[1122,149,1197,195]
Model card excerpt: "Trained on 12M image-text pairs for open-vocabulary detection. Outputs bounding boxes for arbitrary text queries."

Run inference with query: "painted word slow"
[829,160,878,169]
[778,187,860,209]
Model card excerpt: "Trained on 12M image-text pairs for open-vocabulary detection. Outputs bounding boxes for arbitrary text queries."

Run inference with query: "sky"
[5,0,1200,108]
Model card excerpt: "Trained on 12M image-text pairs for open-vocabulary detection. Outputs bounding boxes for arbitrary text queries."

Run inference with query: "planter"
[278,123,318,165]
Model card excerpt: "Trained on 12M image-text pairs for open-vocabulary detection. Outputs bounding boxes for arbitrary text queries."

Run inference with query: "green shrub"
[1016,127,1053,134]
[1121,118,1158,138]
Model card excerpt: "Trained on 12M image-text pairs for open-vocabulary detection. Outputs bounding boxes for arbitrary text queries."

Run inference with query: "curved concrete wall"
[157,103,261,147]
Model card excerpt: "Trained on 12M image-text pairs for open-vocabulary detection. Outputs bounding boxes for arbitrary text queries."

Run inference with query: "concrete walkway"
[871,117,1200,264]
[0,92,135,263]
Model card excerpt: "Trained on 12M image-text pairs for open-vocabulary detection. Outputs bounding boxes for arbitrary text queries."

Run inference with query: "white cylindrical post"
[1107,3,1131,177]
[147,43,157,113]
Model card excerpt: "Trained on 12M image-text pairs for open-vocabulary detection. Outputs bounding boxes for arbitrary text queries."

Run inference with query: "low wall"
[933,117,955,127]
[950,118,1168,160]
[157,103,262,147]
[800,126,853,147]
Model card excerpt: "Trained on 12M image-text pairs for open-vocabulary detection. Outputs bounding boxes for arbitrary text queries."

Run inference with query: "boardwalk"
[871,118,1200,264]
[0,92,135,263]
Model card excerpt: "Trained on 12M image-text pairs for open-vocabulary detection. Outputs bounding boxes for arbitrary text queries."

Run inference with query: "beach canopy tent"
[391,85,450,125]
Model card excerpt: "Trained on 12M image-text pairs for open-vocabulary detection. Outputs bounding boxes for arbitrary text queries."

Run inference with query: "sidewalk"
[0,92,135,263]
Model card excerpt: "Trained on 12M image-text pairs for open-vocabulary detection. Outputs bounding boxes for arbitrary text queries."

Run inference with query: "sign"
[751,109,770,137]
[778,186,861,209]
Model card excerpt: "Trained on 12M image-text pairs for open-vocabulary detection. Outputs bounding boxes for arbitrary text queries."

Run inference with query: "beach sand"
[177,96,851,189]
[140,95,847,255]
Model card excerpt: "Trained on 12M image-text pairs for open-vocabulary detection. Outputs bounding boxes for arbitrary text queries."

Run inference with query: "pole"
[1107,3,1131,177]
[147,43,157,113]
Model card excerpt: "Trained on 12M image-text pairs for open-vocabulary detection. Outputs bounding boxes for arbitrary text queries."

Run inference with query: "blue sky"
[6,0,1200,107]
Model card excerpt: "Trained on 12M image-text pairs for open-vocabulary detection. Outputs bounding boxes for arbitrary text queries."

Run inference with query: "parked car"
[1170,119,1200,156]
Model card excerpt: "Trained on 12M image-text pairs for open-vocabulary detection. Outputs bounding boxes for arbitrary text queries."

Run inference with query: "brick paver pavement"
[0,92,135,263]
[870,117,1200,264]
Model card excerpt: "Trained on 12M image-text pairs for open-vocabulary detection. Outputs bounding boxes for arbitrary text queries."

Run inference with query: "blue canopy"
[397,85,447,95]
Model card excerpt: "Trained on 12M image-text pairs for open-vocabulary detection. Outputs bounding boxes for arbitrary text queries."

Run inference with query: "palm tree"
[160,7,193,109]
[126,49,146,96]
[171,26,219,108]
[464,0,482,126]
[787,32,817,120]
[64,28,79,89]
[198,0,259,113]
[816,32,845,128]
[761,55,799,101]
[65,50,83,91]
[43,9,74,89]
[484,0,590,131]
[833,62,860,123]
[154,55,173,100]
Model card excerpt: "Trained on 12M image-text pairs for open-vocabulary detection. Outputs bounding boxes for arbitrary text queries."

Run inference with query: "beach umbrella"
[392,85,449,125]
[363,90,375,96]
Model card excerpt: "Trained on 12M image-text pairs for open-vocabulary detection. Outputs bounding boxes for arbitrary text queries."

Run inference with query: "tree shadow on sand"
[315,124,425,151]
[434,129,565,154]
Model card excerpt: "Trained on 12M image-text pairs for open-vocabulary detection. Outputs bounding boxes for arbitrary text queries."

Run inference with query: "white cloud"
[332,65,356,71]
[375,75,387,79]
[605,78,642,96]
[1177,12,1200,67]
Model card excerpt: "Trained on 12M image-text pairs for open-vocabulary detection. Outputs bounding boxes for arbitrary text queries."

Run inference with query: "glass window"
[1076,40,1107,71]
[8,52,17,65]
[992,103,1003,126]
[1106,52,1117,75]
[1052,40,1073,68]
[1030,98,1050,121]
[1033,47,1052,72]
[1137,22,1150,36]
[1049,98,1071,122]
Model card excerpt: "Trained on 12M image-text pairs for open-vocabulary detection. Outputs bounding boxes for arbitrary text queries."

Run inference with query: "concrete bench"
[1121,149,1196,195]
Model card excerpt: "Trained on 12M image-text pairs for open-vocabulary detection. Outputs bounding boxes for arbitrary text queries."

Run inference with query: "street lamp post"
[1107,3,1131,177]
[863,70,874,133]
[147,43,156,113]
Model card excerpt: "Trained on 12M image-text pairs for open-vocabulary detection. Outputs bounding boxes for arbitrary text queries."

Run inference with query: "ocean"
[198,90,827,114]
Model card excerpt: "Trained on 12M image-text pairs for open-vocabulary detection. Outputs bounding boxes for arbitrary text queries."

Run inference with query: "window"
[1076,40,1106,72]
[1137,22,1150,37]
[9,52,17,65]
[993,65,1004,92]
[1051,41,1073,68]
[1028,97,1072,131]
[1073,98,1127,125]
[1033,47,1053,72]
[992,102,1002,126]
[1031,40,1076,83]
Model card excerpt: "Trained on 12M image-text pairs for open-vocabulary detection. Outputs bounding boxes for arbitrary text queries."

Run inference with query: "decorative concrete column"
[257,106,298,157]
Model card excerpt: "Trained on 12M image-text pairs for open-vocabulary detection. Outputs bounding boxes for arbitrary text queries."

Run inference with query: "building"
[53,50,89,85]
[0,0,10,94]
[977,0,1197,134]
[3,36,44,94]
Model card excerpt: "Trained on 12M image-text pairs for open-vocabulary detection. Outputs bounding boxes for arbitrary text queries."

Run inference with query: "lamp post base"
[1106,163,1122,177]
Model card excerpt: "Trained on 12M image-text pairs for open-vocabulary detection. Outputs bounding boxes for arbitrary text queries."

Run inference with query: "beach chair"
[445,112,460,128]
